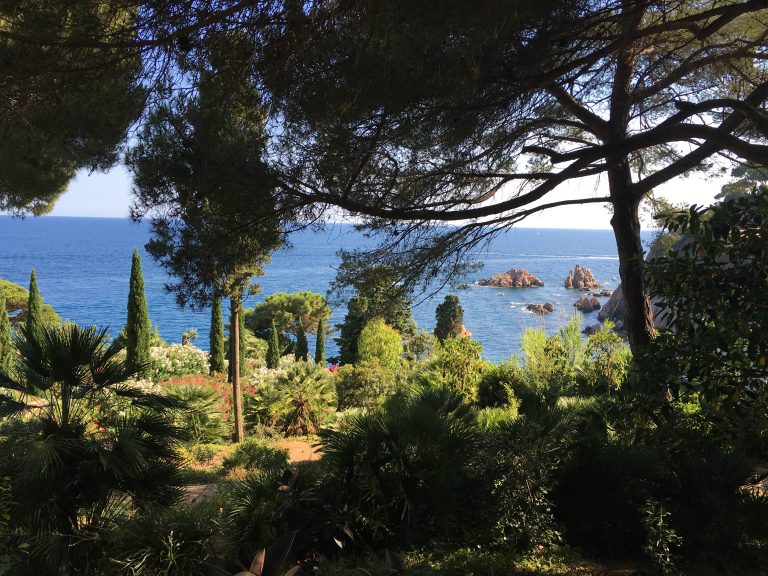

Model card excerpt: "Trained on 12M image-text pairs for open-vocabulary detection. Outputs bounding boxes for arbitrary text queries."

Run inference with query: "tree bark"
[608,162,656,354]
[230,295,245,443]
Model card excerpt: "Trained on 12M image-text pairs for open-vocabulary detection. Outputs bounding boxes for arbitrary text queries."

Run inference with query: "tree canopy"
[247,291,331,336]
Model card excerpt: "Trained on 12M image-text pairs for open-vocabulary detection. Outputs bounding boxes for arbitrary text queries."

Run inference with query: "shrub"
[251,361,336,436]
[222,438,289,473]
[421,336,484,394]
[335,359,397,410]
[162,381,228,444]
[319,385,477,546]
[357,318,403,370]
[476,361,522,408]
[0,324,185,572]
[108,501,221,576]
[149,344,209,381]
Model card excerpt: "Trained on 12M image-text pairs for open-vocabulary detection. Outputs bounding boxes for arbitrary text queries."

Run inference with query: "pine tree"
[0,288,12,374]
[227,308,247,382]
[209,294,226,373]
[294,322,308,361]
[26,269,44,341]
[267,319,280,369]
[126,249,151,376]
[434,295,464,342]
[314,318,326,365]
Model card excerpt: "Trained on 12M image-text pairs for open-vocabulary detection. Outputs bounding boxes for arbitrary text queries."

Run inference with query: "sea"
[0,216,651,363]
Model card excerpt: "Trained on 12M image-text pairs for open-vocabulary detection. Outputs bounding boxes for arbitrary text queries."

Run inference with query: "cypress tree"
[294,322,308,361]
[26,269,44,341]
[209,294,226,374]
[0,288,12,374]
[126,249,151,376]
[314,318,326,365]
[267,319,280,369]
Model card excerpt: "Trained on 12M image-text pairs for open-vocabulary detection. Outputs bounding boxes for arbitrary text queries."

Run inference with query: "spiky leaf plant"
[0,323,185,571]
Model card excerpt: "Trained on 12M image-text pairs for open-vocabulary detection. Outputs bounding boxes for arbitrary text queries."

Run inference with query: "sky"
[46,163,727,229]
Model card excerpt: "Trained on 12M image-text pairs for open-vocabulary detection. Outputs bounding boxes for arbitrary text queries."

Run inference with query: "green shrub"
[254,361,336,436]
[163,383,227,444]
[335,358,397,410]
[319,385,477,546]
[222,438,289,473]
[476,362,522,408]
[420,336,484,394]
[108,502,221,576]
[357,318,403,370]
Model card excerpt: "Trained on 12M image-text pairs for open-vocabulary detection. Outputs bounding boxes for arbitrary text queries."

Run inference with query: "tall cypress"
[0,288,12,374]
[266,319,280,369]
[294,322,308,361]
[314,318,326,365]
[26,269,44,340]
[209,294,226,374]
[126,249,151,376]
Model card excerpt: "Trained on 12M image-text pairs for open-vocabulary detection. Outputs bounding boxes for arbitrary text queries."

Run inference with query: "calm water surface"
[0,216,650,363]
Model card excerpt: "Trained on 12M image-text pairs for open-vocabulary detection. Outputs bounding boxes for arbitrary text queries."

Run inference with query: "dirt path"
[278,437,322,464]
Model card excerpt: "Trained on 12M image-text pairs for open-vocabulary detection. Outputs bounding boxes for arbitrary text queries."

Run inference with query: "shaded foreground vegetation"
[0,194,766,576]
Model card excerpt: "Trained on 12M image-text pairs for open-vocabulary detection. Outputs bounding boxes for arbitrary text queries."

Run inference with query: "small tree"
[434,295,464,342]
[209,294,226,373]
[294,322,308,361]
[267,319,281,369]
[126,249,151,376]
[26,270,44,341]
[315,318,326,365]
[0,289,12,374]
[357,318,403,371]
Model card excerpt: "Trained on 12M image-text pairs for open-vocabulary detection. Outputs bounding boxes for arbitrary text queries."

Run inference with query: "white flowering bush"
[148,344,209,382]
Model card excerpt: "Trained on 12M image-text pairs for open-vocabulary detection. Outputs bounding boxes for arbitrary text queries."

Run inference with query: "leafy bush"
[476,361,522,408]
[320,385,477,547]
[108,502,221,576]
[357,318,403,370]
[469,404,576,550]
[335,359,397,410]
[222,438,289,473]
[579,320,631,396]
[163,381,228,444]
[149,344,209,381]
[419,336,484,394]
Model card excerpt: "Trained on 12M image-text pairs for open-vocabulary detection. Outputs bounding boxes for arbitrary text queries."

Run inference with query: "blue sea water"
[0,216,650,363]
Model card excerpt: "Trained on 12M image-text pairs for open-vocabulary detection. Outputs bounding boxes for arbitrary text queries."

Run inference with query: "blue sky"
[47,164,724,229]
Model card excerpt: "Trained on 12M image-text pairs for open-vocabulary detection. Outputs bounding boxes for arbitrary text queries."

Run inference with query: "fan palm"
[0,324,185,569]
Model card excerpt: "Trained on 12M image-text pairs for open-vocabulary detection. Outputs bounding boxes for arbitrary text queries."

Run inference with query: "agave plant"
[0,324,185,569]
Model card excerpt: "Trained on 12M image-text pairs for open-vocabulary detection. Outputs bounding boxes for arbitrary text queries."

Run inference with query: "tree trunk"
[230,295,245,443]
[608,162,656,354]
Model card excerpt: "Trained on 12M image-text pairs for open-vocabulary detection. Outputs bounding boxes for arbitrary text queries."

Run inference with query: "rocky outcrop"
[564,264,600,291]
[574,295,602,313]
[525,303,554,315]
[459,324,472,338]
[477,268,544,288]
[582,323,602,336]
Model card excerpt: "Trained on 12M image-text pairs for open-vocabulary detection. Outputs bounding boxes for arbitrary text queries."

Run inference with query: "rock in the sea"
[582,323,602,335]
[459,324,472,338]
[525,303,554,315]
[564,264,600,290]
[574,295,602,312]
[600,289,613,297]
[477,268,544,288]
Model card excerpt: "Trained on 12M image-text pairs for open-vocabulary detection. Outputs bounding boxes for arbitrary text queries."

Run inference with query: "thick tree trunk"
[608,163,656,354]
[230,296,245,443]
